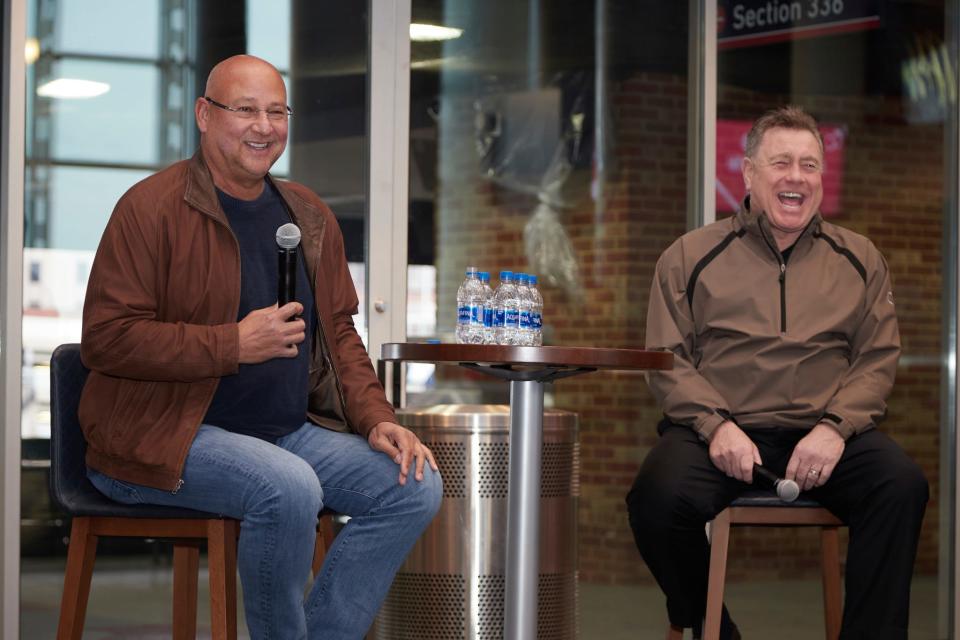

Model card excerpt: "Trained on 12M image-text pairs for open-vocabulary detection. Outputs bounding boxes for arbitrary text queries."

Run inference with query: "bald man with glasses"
[80,55,442,640]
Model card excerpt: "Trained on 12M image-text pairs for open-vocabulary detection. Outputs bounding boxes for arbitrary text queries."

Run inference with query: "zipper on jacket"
[172,478,184,494]
[758,221,788,334]
[778,262,786,333]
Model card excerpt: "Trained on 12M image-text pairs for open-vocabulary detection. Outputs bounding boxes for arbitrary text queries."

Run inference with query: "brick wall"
[433,72,944,584]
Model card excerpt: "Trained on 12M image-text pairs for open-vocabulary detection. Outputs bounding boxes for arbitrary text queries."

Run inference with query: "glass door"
[716,1,956,637]
[402,1,693,636]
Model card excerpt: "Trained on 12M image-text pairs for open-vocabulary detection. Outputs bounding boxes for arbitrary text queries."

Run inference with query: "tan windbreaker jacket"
[79,151,396,490]
[645,200,900,442]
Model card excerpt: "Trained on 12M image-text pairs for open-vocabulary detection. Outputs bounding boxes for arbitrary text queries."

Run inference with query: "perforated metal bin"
[372,404,579,640]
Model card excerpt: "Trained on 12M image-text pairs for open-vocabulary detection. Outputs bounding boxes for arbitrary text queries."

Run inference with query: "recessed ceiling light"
[24,38,39,65]
[410,23,463,42]
[36,78,110,99]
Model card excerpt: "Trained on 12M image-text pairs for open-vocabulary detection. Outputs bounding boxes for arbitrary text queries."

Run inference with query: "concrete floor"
[580,578,941,639]
[21,556,942,639]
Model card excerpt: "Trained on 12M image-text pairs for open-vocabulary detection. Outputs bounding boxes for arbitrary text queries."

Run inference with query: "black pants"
[626,423,928,640]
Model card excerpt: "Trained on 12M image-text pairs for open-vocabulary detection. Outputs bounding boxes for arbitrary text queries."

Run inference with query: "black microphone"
[753,464,800,502]
[276,223,301,307]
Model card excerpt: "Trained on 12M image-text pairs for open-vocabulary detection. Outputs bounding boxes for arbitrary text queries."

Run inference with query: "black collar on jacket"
[737,194,823,258]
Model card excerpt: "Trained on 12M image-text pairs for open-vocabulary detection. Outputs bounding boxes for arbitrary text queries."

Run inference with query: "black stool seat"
[49,343,224,521]
[731,488,839,511]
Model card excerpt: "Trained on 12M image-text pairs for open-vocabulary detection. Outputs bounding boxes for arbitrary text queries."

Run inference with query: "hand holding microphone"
[753,464,800,502]
[709,422,799,502]
[236,223,305,364]
[237,302,304,363]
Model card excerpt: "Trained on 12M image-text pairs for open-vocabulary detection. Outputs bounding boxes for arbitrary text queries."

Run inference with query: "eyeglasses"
[204,96,292,121]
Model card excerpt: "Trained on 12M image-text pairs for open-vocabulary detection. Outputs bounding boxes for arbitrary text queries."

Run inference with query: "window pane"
[48,166,152,251]
[55,0,160,58]
[41,60,160,165]
[247,0,293,177]
[247,0,291,71]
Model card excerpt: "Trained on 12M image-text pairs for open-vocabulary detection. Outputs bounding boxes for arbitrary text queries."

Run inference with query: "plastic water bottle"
[528,274,543,346]
[455,267,472,344]
[515,273,533,346]
[479,271,495,344]
[468,269,487,344]
[493,271,521,345]
[456,267,485,344]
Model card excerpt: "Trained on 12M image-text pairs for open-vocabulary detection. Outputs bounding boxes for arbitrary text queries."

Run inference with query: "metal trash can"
[372,404,579,640]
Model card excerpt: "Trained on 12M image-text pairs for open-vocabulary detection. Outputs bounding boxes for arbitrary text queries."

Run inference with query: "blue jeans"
[88,422,443,640]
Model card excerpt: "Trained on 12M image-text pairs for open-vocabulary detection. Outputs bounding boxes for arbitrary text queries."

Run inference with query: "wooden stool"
[666,491,843,640]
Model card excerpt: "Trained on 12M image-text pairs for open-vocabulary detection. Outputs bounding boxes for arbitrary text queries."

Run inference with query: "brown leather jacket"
[646,200,900,442]
[79,151,396,490]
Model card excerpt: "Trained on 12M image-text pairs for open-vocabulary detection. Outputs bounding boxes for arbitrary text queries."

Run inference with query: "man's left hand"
[367,422,439,486]
[785,423,845,491]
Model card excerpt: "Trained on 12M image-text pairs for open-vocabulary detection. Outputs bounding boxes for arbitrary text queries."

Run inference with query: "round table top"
[380,343,673,371]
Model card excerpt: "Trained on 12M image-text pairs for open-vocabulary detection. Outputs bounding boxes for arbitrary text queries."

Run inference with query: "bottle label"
[531,313,542,329]
[494,309,505,328]
[504,309,520,327]
[470,305,484,326]
[483,307,494,328]
[519,310,531,329]
[457,306,470,325]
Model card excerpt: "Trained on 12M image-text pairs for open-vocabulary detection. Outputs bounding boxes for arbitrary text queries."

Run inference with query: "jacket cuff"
[820,412,855,440]
[355,408,398,439]
[216,323,240,376]
[695,410,730,442]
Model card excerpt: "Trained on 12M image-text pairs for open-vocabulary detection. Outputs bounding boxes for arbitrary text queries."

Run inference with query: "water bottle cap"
[479,271,490,281]
[516,273,528,284]
[500,270,513,280]
[465,266,479,277]
[529,274,538,284]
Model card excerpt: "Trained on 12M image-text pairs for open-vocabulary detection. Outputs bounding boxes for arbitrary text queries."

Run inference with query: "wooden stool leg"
[173,541,201,640]
[704,509,732,640]
[207,519,239,640]
[312,529,325,579]
[821,526,842,640]
[57,517,98,640]
[312,513,337,578]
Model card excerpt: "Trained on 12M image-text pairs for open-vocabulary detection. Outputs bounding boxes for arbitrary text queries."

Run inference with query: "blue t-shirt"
[204,181,316,441]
